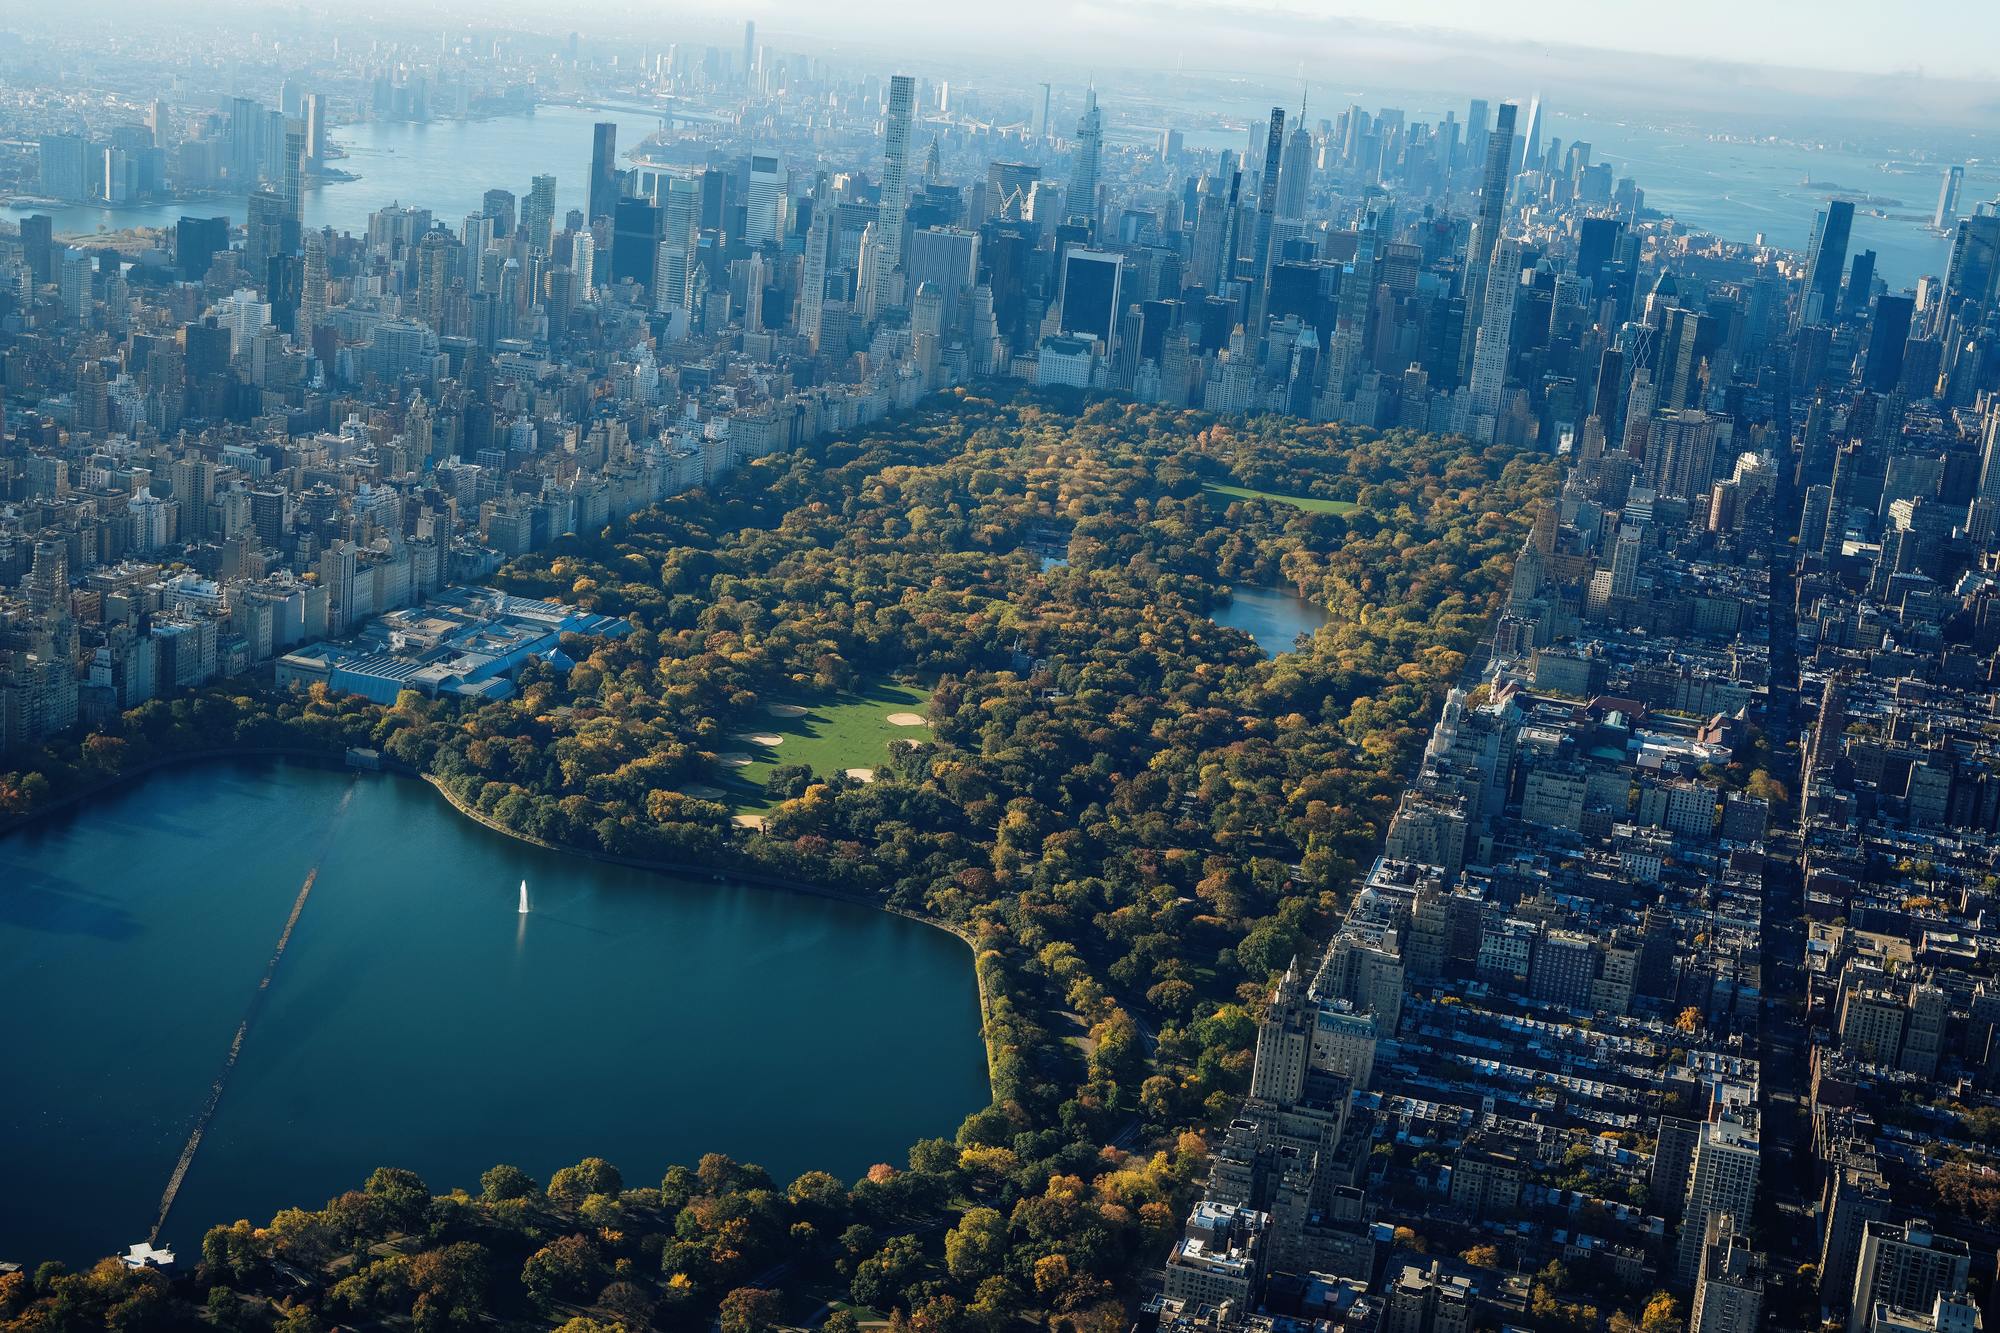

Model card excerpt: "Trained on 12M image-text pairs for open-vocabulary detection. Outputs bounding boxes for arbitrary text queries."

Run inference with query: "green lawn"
[715,680,932,812]
[1203,481,1358,515]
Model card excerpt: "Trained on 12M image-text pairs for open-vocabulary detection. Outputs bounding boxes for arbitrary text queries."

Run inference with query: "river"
[0,105,668,241]
[5,98,1985,289]
[1212,585,1332,657]
[1139,93,1992,289]
[0,758,988,1265]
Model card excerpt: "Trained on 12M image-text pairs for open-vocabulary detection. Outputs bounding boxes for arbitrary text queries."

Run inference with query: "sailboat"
[518,879,530,914]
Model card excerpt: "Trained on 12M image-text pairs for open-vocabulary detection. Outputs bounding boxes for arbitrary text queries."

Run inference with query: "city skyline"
[3,5,2000,1332]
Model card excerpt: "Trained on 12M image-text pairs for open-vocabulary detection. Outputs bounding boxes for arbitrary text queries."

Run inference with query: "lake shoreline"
[0,743,346,838]
[417,770,1003,1100]
[1,746,1001,1103]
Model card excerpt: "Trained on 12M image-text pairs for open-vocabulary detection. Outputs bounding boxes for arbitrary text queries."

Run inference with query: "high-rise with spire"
[1517,93,1543,174]
[798,177,831,355]
[1276,108,1313,221]
[1069,88,1103,231]
[1246,106,1286,340]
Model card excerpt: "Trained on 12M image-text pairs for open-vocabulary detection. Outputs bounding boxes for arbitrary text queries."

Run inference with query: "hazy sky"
[622,0,2000,83]
[626,0,2000,123]
[1241,0,2000,81]
[29,0,2000,123]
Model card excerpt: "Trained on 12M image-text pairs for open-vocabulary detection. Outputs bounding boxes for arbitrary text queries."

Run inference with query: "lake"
[0,758,988,1265]
[1212,585,1331,657]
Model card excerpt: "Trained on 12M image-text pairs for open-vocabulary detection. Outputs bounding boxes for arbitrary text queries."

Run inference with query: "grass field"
[1202,481,1358,515]
[716,680,933,811]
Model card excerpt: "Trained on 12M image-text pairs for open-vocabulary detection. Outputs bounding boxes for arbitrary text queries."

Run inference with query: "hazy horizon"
[12,0,2000,129]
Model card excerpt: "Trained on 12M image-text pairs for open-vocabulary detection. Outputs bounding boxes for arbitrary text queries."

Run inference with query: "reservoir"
[1212,585,1332,658]
[0,758,988,1265]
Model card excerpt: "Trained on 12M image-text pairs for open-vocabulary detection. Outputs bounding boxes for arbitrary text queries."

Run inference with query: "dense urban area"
[2,9,2000,1333]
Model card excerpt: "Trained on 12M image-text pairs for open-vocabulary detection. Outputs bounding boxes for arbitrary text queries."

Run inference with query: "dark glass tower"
[588,121,620,225]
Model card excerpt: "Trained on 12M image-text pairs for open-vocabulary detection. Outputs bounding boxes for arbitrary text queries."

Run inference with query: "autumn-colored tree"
[521,1235,605,1308]
[718,1286,784,1333]
[945,1207,1009,1283]
[1640,1290,1683,1333]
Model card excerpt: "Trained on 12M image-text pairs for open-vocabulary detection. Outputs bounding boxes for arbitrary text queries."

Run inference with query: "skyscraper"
[1458,101,1518,382]
[37,135,87,202]
[1277,121,1313,220]
[1248,960,1312,1104]
[1944,214,2000,319]
[856,221,881,322]
[612,196,662,290]
[588,122,620,224]
[174,216,226,284]
[1465,98,1490,172]
[1576,215,1624,287]
[1797,199,1855,330]
[986,162,1040,220]
[243,190,294,287]
[1472,101,1518,274]
[483,188,517,239]
[649,173,700,311]
[461,212,495,285]
[661,173,700,253]
[523,174,557,252]
[1058,248,1123,352]
[746,153,782,247]
[301,230,329,333]
[303,93,328,171]
[1069,88,1103,231]
[1463,234,1522,439]
[282,121,304,223]
[875,74,916,313]
[1864,295,1913,393]
[1935,165,1964,231]
[1843,248,1877,320]
[1326,204,1387,402]
[1246,107,1286,338]
[1190,176,1231,292]
[229,95,262,187]
[798,181,831,354]
[19,214,53,285]
[742,21,756,85]
[907,226,979,328]
[1518,94,1543,174]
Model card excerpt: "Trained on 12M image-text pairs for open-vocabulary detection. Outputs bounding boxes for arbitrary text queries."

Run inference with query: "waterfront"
[0,758,988,1265]
[0,104,666,241]
[1542,109,1998,289]
[4,98,1989,287]
[1212,585,1332,657]
[1146,86,1993,288]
